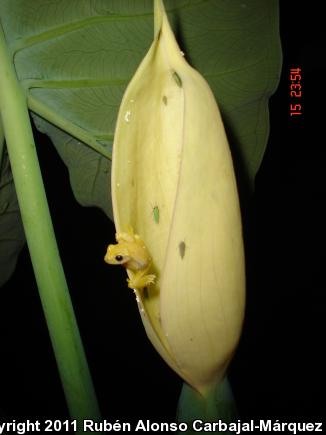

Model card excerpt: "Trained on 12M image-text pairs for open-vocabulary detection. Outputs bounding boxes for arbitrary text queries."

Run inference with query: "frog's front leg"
[116,225,136,244]
[127,266,156,291]
[116,231,134,244]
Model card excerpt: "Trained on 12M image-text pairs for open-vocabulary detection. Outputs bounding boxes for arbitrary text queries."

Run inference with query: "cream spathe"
[109,0,245,395]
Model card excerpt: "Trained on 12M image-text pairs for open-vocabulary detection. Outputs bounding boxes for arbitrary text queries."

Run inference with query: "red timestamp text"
[289,67,302,116]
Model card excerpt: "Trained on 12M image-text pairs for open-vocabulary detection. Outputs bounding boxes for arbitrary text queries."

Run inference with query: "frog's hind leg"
[127,270,156,291]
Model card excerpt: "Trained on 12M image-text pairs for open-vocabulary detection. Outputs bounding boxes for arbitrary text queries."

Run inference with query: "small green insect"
[151,204,160,224]
[179,241,186,259]
[172,71,182,87]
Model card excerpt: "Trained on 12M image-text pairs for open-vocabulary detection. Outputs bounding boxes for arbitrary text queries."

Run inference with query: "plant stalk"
[177,378,238,434]
[0,24,100,426]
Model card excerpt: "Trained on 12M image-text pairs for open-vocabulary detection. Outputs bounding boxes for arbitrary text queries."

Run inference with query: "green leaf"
[33,115,113,218]
[0,149,25,287]
[0,0,281,203]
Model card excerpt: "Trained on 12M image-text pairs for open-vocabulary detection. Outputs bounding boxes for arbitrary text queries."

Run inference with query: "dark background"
[1,1,325,425]
[232,2,325,421]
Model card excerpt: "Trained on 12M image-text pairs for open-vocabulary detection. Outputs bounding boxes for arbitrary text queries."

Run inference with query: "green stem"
[177,378,238,434]
[0,25,100,426]
[0,116,4,170]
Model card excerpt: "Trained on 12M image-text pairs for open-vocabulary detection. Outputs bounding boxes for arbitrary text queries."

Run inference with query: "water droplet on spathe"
[124,110,131,123]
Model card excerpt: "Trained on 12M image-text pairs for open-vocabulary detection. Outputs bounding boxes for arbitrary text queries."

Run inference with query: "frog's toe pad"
[144,274,156,286]
[127,273,156,290]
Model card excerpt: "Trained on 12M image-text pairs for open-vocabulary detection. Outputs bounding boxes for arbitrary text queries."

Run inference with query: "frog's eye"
[115,255,124,262]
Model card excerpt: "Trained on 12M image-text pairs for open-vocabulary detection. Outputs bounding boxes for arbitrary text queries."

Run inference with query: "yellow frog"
[104,227,156,291]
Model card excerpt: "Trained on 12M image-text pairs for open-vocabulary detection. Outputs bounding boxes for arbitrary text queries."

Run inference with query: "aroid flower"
[109,0,245,396]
